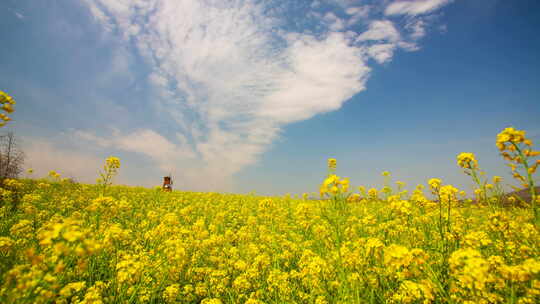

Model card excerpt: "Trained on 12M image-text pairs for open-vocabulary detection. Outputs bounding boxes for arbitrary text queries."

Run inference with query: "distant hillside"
[503,186,540,205]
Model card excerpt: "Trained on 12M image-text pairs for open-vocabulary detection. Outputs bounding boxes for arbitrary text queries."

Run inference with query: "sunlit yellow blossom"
[0,237,14,253]
[106,156,121,169]
[3,178,23,189]
[449,248,493,294]
[320,173,350,197]
[327,158,337,170]
[428,178,441,190]
[439,185,459,204]
[389,199,412,216]
[499,259,540,282]
[464,231,492,248]
[368,188,378,199]
[201,298,223,304]
[392,280,434,304]
[347,193,361,202]
[163,284,180,303]
[48,170,61,179]
[497,127,526,149]
[59,281,86,298]
[10,219,34,239]
[457,152,478,169]
[1,103,14,113]
[79,281,105,304]
[233,274,251,292]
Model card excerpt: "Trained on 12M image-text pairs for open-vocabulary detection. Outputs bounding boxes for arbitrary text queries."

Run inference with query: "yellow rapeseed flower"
[163,284,180,303]
[368,188,378,199]
[457,152,478,169]
[106,156,121,169]
[201,298,223,304]
[428,178,441,190]
[327,158,337,170]
[48,170,61,179]
[0,237,14,253]
[2,103,14,113]
[497,127,526,149]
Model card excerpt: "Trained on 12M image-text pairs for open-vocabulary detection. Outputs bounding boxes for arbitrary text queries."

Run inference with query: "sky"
[1,0,539,196]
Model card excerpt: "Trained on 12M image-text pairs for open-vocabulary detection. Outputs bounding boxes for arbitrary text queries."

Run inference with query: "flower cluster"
[0,90,16,127]
[457,152,478,169]
[327,158,337,170]
[319,174,349,197]
[97,156,121,194]
[497,127,539,183]
[427,178,441,191]
[48,170,61,179]
[106,156,121,170]
[496,127,539,218]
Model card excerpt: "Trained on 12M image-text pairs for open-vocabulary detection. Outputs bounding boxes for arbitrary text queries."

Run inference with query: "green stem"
[447,198,452,234]
[512,143,537,221]
[470,168,491,210]
[436,190,444,241]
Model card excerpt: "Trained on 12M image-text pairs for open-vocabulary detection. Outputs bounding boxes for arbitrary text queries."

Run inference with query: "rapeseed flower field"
[1,129,539,304]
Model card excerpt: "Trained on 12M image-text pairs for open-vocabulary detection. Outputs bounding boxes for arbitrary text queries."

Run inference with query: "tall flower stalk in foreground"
[97,156,121,195]
[456,152,490,207]
[428,178,445,239]
[496,127,539,220]
[320,158,349,209]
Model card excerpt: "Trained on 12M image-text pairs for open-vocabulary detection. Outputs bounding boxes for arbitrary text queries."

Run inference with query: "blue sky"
[1,0,539,195]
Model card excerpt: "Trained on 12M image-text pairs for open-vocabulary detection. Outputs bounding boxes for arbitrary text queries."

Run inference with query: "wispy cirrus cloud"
[385,0,453,17]
[77,0,453,191]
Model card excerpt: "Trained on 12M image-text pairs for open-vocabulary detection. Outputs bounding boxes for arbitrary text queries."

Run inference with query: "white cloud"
[325,0,358,9]
[366,43,396,64]
[80,0,452,191]
[261,33,369,122]
[345,6,371,26]
[397,41,420,52]
[357,20,401,42]
[73,129,195,171]
[80,0,370,190]
[24,140,104,183]
[346,6,369,16]
[72,128,239,191]
[385,0,453,17]
[97,46,135,86]
[407,19,427,40]
[323,12,346,31]
[356,20,409,63]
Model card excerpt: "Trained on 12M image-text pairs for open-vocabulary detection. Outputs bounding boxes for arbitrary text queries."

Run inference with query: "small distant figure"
[163,175,173,192]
